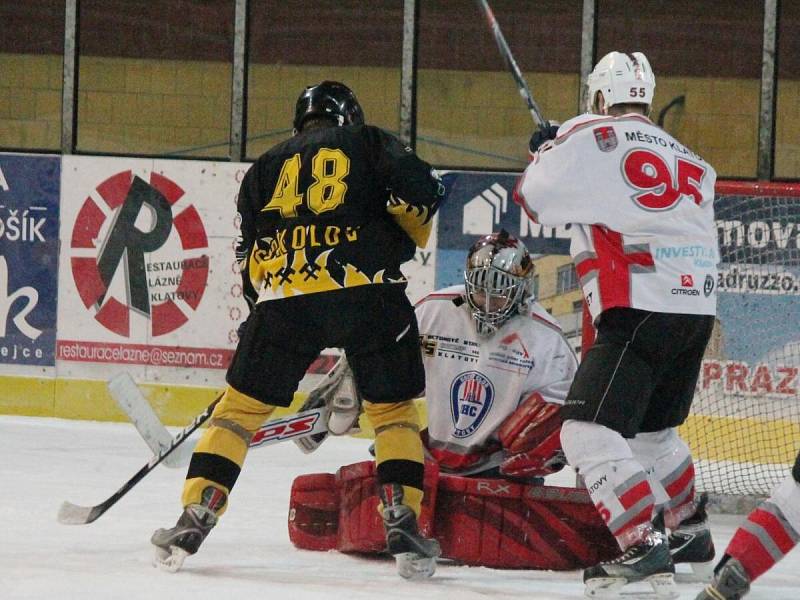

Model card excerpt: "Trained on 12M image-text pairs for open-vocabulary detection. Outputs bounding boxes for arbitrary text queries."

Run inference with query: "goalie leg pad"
[288,461,439,554]
[287,461,617,570]
[288,473,339,551]
[336,460,439,553]
[433,475,618,570]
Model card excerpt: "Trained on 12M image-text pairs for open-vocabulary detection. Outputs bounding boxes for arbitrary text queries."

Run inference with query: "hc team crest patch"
[450,371,494,438]
[593,126,618,152]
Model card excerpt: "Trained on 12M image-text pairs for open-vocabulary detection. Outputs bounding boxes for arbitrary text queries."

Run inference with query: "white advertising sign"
[56,155,437,386]
[57,156,249,385]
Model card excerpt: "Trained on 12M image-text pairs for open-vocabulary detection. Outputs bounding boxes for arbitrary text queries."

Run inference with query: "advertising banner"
[57,156,249,385]
[435,171,571,288]
[714,190,800,369]
[0,153,60,367]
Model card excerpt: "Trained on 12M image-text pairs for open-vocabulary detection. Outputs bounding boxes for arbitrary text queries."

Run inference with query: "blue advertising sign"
[435,171,572,288]
[714,191,800,365]
[715,193,800,267]
[0,154,60,365]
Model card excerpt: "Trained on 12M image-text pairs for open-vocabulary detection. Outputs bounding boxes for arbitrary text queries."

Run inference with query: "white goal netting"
[680,182,800,498]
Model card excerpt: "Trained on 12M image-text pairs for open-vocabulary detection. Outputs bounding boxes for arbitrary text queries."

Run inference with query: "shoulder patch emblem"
[593,126,618,152]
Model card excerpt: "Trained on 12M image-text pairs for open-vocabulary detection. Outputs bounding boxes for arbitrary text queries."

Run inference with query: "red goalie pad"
[288,460,438,554]
[288,461,619,570]
[334,459,438,553]
[287,472,339,551]
[434,476,618,569]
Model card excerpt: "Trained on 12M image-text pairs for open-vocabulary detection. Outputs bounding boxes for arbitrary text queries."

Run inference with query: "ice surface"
[3,415,799,599]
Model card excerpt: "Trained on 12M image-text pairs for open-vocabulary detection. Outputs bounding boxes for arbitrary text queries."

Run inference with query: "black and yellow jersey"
[236,124,445,304]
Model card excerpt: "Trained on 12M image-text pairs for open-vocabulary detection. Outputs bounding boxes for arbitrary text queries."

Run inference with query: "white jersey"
[516,113,719,322]
[415,285,578,475]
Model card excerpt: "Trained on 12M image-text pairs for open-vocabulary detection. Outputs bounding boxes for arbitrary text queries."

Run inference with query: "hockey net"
[682,181,800,503]
[583,181,800,507]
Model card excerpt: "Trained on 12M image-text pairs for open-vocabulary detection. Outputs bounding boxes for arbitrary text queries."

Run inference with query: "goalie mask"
[293,81,365,134]
[464,230,534,336]
[586,51,655,114]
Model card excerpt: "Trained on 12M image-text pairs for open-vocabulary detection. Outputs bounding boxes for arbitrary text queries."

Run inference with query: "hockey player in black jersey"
[152,81,445,578]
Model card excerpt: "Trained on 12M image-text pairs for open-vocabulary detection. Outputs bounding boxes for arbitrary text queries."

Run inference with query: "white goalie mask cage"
[586,51,655,114]
[464,230,534,337]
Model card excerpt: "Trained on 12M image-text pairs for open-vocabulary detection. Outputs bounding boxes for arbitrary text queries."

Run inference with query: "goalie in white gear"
[298,230,577,480]
[290,231,628,570]
[418,230,577,479]
[517,51,718,598]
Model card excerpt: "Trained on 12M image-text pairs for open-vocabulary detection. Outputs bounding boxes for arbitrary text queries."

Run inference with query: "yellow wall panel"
[0,376,56,417]
[0,53,798,175]
[35,90,61,120]
[80,57,126,92]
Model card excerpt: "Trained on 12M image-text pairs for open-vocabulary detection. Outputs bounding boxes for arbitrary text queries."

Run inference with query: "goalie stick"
[108,371,342,464]
[57,392,329,525]
[474,0,547,129]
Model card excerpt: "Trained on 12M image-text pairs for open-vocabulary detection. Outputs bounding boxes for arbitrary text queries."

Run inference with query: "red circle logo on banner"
[69,170,209,338]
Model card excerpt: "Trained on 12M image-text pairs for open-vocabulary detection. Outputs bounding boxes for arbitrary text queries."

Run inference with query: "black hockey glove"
[528,122,560,154]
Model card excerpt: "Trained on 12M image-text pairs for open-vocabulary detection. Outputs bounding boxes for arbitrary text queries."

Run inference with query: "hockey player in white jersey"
[416,230,577,479]
[696,448,800,599]
[516,51,719,598]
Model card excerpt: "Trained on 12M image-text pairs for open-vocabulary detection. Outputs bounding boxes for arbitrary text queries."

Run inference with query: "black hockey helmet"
[293,81,365,133]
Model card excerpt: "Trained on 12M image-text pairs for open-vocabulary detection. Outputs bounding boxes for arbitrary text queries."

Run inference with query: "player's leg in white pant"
[562,420,677,598]
[630,428,714,580]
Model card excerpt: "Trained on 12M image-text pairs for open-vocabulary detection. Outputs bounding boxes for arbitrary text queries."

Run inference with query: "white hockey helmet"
[464,230,534,337]
[586,51,655,114]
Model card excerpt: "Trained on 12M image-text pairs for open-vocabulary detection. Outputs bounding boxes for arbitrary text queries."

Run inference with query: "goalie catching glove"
[496,391,566,478]
[294,355,362,454]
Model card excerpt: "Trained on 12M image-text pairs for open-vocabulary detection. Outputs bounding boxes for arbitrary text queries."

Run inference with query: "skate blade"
[584,576,626,597]
[153,545,190,573]
[394,552,437,579]
[584,574,678,599]
[646,573,679,599]
[674,560,714,583]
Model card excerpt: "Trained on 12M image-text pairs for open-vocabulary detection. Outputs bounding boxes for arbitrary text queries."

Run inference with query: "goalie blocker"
[288,460,618,570]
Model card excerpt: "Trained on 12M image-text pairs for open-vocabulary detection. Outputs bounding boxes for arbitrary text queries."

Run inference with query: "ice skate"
[380,484,441,579]
[583,512,677,599]
[151,487,224,572]
[695,556,751,600]
[670,492,715,581]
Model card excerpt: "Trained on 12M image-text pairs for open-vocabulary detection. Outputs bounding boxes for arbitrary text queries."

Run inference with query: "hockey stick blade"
[57,394,222,525]
[108,372,194,468]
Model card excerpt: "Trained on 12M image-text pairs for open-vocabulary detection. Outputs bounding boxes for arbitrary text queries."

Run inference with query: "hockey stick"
[58,393,223,525]
[108,372,192,468]
[58,397,329,525]
[474,0,547,129]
